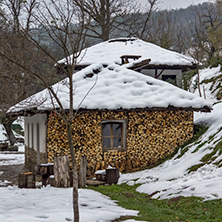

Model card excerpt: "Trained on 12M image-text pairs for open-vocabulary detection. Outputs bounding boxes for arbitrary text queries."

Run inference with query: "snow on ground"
[190,65,222,101]
[0,180,12,186]
[0,186,138,222]
[0,151,24,166]
[0,124,7,141]
[119,67,222,200]
[17,143,25,152]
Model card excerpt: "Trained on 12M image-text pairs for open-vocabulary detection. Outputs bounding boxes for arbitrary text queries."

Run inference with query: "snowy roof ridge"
[58,37,196,67]
[9,63,212,114]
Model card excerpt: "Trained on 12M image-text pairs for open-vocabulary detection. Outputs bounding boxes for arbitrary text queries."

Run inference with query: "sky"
[138,0,215,10]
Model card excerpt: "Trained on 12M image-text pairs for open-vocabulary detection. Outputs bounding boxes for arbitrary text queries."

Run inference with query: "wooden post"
[54,155,71,188]
[203,86,206,99]
[106,168,119,184]
[79,156,87,188]
[18,172,35,188]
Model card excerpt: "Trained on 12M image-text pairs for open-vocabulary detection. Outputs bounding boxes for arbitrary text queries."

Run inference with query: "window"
[162,75,177,85]
[102,120,126,151]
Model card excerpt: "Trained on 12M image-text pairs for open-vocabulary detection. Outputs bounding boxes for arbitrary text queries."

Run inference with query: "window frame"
[101,120,127,152]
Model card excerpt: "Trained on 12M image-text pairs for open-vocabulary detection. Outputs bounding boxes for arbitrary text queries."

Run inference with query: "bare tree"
[72,0,140,41]
[128,0,159,40]
[147,10,176,49]
[188,3,222,64]
[0,0,56,145]
[0,0,91,221]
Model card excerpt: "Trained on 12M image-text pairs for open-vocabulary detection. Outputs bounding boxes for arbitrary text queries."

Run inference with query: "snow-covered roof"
[58,37,196,67]
[9,64,211,114]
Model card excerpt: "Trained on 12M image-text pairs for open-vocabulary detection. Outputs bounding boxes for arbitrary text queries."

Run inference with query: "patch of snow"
[107,165,116,169]
[0,180,12,186]
[17,144,25,152]
[58,37,195,67]
[40,163,54,166]
[95,170,106,175]
[127,181,135,186]
[0,152,24,166]
[0,171,3,176]
[9,64,211,113]
[0,124,7,141]
[0,186,138,222]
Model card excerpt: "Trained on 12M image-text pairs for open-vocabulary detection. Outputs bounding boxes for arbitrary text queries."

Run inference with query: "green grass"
[89,184,222,222]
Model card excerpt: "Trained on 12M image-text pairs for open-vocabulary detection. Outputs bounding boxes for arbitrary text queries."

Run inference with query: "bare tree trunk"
[67,122,79,222]
[2,116,17,145]
[197,63,202,97]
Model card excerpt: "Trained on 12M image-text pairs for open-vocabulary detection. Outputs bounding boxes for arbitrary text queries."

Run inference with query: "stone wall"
[47,110,193,177]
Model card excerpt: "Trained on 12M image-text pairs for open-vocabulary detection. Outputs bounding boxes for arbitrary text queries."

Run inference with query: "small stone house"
[58,37,197,87]
[9,64,211,176]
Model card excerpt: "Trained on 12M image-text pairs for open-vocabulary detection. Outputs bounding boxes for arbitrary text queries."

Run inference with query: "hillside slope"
[119,66,222,200]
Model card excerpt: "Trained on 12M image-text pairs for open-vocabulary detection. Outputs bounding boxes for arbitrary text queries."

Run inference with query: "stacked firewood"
[47,110,193,177]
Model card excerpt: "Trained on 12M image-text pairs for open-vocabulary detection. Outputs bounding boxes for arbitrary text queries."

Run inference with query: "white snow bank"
[58,37,195,67]
[0,152,24,166]
[136,164,222,200]
[0,186,138,222]
[190,66,222,102]
[9,64,211,113]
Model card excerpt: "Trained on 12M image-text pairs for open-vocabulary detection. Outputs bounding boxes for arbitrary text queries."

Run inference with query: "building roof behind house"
[9,64,211,114]
[58,38,196,68]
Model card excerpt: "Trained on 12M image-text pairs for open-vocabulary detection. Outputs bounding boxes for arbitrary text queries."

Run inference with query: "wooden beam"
[156,69,165,79]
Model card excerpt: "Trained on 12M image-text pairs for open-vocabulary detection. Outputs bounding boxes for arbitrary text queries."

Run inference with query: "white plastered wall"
[24,114,47,154]
[141,69,182,87]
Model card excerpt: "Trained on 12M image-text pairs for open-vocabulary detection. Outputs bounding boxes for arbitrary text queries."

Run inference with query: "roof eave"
[130,64,198,71]
[7,105,212,117]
